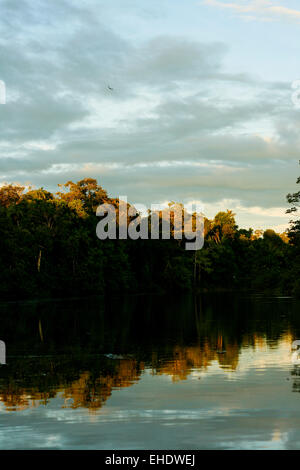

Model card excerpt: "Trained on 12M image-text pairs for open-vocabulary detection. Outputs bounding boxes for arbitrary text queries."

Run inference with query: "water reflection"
[0,294,299,416]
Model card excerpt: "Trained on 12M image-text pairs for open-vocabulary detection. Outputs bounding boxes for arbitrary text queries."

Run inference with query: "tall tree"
[57,178,108,215]
[286,161,300,244]
[0,184,25,207]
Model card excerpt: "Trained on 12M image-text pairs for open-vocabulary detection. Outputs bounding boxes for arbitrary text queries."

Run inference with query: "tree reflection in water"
[0,293,299,412]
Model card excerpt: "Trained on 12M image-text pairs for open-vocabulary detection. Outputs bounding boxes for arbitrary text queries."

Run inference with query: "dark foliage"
[0,171,299,300]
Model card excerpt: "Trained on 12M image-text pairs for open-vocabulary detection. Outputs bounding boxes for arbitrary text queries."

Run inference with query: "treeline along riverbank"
[0,172,300,300]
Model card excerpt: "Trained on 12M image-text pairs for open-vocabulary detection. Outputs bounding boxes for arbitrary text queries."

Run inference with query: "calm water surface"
[0,293,300,450]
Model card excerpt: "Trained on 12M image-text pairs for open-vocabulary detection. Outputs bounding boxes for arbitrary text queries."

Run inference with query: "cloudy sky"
[0,0,300,231]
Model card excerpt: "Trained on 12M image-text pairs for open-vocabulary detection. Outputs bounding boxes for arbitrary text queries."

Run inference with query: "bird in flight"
[107,85,114,91]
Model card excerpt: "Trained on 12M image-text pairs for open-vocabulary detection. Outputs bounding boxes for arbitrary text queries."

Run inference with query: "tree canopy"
[0,171,298,300]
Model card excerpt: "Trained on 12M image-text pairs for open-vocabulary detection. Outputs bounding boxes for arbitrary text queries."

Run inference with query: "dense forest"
[0,165,299,300]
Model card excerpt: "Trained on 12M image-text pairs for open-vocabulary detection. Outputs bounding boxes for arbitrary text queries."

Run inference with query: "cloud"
[203,0,300,23]
[0,0,298,230]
